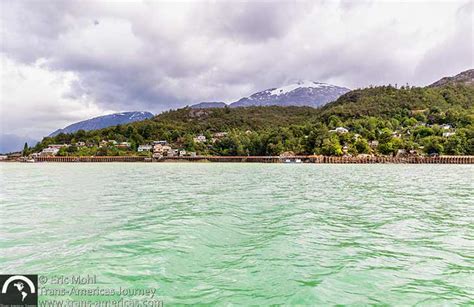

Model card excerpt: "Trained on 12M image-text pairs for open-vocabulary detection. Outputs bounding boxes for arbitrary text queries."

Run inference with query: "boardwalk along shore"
[31,155,474,164]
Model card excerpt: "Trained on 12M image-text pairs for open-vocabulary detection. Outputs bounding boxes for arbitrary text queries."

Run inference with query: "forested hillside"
[31,84,474,156]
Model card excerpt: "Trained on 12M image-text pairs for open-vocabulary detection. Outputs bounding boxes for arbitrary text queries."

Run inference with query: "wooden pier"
[33,155,474,164]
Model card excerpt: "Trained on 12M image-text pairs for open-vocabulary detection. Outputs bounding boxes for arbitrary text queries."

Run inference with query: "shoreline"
[8,155,474,164]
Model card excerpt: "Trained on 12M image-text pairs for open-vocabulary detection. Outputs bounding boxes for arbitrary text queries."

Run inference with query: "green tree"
[22,142,29,156]
[423,136,444,155]
[321,136,343,156]
[444,135,464,155]
[67,145,78,154]
[355,138,370,154]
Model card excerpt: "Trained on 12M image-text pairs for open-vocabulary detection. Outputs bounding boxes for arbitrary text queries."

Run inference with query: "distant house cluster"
[32,132,229,157]
[99,140,131,148]
[36,144,68,157]
[143,141,195,158]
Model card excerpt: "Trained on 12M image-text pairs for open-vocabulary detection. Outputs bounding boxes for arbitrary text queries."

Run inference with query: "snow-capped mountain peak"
[230,80,349,108]
[267,80,332,96]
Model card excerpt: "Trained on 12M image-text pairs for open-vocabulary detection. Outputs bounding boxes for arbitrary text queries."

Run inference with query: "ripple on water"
[1,163,473,305]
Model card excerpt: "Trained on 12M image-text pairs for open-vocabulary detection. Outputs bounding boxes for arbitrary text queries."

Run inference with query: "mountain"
[35,72,474,156]
[230,80,350,108]
[49,111,154,136]
[0,134,38,154]
[190,102,227,109]
[189,80,350,109]
[429,69,474,87]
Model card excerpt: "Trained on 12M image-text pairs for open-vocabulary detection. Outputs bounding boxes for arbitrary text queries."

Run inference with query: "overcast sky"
[1,0,473,140]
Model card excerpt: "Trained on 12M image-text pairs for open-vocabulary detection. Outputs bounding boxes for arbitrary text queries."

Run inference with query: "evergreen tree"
[22,142,29,156]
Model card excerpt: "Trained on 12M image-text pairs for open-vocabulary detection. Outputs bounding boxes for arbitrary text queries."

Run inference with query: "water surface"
[1,163,473,305]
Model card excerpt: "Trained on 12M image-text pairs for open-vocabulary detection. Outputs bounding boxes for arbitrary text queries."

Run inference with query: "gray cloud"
[414,1,474,85]
[0,0,472,140]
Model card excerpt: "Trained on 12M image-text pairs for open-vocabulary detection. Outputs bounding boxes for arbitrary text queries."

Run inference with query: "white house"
[440,124,452,130]
[194,135,206,143]
[330,127,349,134]
[40,147,60,156]
[137,144,152,152]
[392,131,402,138]
[442,132,455,137]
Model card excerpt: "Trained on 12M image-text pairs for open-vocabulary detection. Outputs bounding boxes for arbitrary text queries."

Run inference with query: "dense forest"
[30,84,474,156]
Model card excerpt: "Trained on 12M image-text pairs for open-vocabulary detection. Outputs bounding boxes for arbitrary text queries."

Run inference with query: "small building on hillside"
[153,144,163,153]
[213,132,228,138]
[330,127,349,134]
[369,140,379,148]
[440,124,452,130]
[392,131,402,138]
[153,144,172,154]
[117,142,131,149]
[442,132,456,137]
[194,135,206,143]
[342,145,349,154]
[138,144,152,152]
[152,140,168,146]
[167,149,179,157]
[76,141,86,147]
[49,144,68,149]
[40,147,60,156]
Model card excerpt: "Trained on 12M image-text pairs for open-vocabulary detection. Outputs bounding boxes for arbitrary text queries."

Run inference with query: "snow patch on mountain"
[267,80,328,96]
[230,80,350,108]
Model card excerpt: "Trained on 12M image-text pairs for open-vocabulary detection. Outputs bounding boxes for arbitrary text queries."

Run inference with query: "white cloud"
[0,55,112,139]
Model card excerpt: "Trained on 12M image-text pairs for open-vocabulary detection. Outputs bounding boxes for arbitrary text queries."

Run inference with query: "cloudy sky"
[0,0,472,141]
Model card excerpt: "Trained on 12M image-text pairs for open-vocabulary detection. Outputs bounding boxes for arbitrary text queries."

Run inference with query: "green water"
[1,163,473,305]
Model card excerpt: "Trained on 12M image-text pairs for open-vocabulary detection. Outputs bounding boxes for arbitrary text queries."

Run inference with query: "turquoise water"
[1,163,473,305]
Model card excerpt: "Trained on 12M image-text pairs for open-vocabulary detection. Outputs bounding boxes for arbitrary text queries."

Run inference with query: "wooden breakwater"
[316,155,474,164]
[33,155,474,164]
[35,156,148,162]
